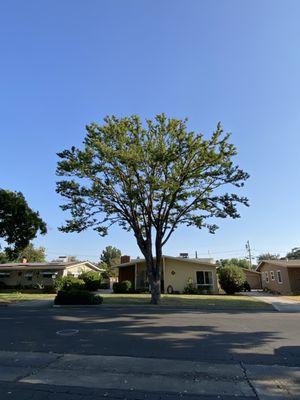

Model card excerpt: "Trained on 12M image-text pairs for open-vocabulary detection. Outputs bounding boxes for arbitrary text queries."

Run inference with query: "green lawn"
[0,292,55,304]
[0,292,272,309]
[101,293,271,309]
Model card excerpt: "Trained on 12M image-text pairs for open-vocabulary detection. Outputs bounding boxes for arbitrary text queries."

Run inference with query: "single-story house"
[0,260,102,288]
[257,260,300,294]
[113,255,219,294]
[242,268,262,290]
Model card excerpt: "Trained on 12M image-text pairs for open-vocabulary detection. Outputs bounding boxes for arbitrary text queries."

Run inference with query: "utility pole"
[245,240,252,269]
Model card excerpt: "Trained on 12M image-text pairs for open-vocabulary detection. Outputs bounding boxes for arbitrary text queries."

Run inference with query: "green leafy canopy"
[56,114,249,253]
[0,189,47,259]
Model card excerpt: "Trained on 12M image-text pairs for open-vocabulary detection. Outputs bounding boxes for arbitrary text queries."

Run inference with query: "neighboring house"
[0,260,103,288]
[242,268,262,290]
[257,260,300,294]
[113,255,219,294]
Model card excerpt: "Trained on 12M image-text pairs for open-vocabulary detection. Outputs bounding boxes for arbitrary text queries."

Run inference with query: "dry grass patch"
[282,295,300,302]
[101,293,271,309]
[0,292,55,304]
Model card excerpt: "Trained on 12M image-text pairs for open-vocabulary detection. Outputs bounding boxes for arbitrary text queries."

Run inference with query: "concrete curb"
[52,304,274,311]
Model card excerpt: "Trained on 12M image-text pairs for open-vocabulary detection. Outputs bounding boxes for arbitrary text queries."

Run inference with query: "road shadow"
[0,305,299,366]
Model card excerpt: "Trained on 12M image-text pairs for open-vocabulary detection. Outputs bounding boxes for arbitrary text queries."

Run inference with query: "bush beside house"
[218,265,246,294]
[78,271,102,291]
[113,280,132,293]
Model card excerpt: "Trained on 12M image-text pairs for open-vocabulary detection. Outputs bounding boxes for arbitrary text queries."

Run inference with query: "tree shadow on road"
[0,306,299,366]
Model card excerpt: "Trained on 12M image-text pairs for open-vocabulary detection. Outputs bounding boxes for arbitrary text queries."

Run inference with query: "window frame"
[196,270,214,288]
[270,271,275,281]
[265,271,269,283]
[277,270,283,284]
[0,272,10,278]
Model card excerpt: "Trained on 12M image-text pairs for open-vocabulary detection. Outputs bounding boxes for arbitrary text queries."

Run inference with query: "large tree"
[0,189,47,259]
[57,114,249,304]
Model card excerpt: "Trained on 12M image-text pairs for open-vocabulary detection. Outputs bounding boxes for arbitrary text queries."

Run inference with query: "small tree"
[217,258,250,270]
[0,189,47,259]
[257,253,280,263]
[79,271,102,291]
[100,246,121,277]
[0,252,9,264]
[286,248,300,260]
[218,265,245,294]
[57,114,249,304]
[17,244,46,263]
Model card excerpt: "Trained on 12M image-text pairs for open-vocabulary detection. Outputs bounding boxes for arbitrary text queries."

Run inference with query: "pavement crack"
[13,353,64,383]
[239,361,259,400]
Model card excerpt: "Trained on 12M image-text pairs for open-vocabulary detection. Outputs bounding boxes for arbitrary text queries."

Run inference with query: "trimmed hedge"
[113,280,132,293]
[54,289,103,305]
[218,265,245,294]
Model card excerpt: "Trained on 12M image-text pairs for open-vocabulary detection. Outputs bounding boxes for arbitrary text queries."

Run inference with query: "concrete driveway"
[242,291,300,312]
[0,303,299,399]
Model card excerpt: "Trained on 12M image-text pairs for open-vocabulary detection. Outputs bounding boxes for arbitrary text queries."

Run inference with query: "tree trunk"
[150,278,161,304]
[140,236,162,305]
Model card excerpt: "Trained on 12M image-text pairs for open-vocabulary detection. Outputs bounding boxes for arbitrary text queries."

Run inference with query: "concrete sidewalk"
[242,292,300,312]
[0,350,299,399]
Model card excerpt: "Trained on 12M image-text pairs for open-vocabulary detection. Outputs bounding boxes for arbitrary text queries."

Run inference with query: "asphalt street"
[0,303,299,399]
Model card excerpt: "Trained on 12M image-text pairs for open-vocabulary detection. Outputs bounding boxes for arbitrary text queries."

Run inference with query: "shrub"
[43,285,57,294]
[119,280,132,292]
[183,283,198,294]
[99,282,110,290]
[54,276,85,292]
[33,282,44,290]
[218,265,245,294]
[79,271,102,291]
[113,280,132,293]
[112,282,120,293]
[243,281,251,292]
[54,289,103,305]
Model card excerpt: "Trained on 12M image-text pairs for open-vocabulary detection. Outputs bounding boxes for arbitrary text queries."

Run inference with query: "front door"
[119,265,135,288]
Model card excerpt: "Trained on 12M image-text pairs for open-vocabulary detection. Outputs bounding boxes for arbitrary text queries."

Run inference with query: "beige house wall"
[0,270,64,287]
[63,263,95,277]
[164,258,218,293]
[0,263,99,288]
[132,258,218,293]
[243,270,262,289]
[260,263,292,294]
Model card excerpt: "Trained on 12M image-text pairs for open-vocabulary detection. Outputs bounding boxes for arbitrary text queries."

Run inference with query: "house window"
[270,271,275,281]
[41,271,57,278]
[196,271,213,288]
[265,271,269,283]
[277,270,283,284]
[25,273,33,281]
[0,272,10,278]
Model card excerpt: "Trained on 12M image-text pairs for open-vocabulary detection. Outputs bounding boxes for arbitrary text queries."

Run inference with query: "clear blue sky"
[1,0,299,262]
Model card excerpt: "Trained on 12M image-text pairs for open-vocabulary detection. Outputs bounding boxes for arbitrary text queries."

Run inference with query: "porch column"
[162,256,166,294]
